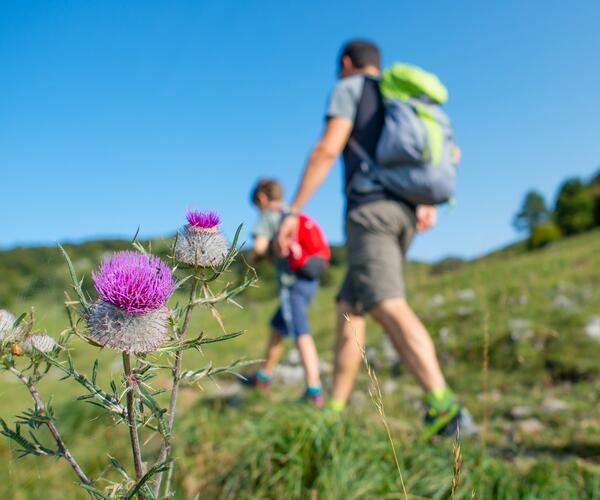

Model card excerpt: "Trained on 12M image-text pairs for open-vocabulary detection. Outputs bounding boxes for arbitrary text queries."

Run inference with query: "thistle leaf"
[58,244,90,311]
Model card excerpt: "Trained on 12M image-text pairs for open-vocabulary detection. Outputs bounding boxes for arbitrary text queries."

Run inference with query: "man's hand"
[275,214,299,257]
[416,205,437,233]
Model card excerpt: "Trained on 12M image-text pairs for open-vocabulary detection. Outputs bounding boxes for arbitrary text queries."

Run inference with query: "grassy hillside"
[1,230,600,499]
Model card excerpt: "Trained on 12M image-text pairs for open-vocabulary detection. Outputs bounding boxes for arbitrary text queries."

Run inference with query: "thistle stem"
[122,353,145,498]
[152,274,199,497]
[9,366,98,500]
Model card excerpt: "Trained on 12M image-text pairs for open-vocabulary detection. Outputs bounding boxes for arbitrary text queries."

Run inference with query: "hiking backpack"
[348,63,457,206]
[287,213,330,279]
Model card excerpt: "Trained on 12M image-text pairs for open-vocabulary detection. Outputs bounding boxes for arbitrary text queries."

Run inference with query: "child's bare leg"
[261,328,285,375]
[296,334,321,387]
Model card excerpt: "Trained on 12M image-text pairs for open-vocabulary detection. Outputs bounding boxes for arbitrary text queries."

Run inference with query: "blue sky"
[1,1,599,261]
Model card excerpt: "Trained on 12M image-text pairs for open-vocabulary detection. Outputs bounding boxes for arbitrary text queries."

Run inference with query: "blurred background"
[1,1,600,498]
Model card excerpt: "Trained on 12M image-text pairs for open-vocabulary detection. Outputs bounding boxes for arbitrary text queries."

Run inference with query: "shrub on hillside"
[555,178,595,235]
[528,221,562,249]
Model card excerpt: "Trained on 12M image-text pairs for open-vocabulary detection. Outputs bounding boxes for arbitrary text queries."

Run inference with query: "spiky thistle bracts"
[0,309,16,342]
[21,333,59,354]
[175,211,228,267]
[92,251,175,314]
[87,301,170,353]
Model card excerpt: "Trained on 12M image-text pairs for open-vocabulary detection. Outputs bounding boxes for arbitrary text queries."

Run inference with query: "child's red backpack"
[288,213,330,279]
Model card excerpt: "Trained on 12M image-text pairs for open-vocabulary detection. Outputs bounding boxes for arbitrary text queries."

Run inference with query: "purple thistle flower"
[186,210,220,229]
[92,251,174,314]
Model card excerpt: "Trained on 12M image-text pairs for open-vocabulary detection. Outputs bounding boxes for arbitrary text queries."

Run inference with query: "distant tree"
[554,178,595,235]
[513,190,550,233]
[586,169,600,226]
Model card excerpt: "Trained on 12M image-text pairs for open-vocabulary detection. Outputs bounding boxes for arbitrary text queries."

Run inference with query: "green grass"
[2,230,600,498]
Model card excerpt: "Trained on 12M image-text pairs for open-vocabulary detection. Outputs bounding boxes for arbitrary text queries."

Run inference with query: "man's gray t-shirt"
[325,74,366,123]
[325,74,390,212]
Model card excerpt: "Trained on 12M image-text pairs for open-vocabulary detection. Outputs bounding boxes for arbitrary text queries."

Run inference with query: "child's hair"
[251,178,283,205]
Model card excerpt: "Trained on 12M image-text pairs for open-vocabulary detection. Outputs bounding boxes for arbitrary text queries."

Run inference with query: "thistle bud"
[175,210,228,267]
[21,333,59,354]
[0,309,16,343]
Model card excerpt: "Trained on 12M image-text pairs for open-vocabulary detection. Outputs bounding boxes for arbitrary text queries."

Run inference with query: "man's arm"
[277,117,353,255]
[288,117,353,214]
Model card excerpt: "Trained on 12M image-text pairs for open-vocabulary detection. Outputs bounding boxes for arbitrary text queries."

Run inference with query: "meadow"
[1,229,600,499]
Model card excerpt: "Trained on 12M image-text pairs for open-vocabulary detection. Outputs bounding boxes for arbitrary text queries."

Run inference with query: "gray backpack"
[348,63,457,206]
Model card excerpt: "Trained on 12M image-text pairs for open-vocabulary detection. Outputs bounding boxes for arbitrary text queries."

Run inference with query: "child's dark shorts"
[270,277,319,338]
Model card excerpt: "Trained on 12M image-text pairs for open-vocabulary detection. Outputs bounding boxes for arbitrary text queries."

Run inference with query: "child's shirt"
[252,209,297,287]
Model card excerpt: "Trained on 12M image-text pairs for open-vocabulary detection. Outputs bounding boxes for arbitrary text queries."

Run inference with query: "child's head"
[251,178,283,210]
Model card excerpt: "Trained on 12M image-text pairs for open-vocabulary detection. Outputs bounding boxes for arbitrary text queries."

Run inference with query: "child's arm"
[247,235,270,263]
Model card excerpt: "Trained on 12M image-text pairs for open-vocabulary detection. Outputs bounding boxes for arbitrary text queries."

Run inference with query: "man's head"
[339,39,381,78]
[251,178,283,210]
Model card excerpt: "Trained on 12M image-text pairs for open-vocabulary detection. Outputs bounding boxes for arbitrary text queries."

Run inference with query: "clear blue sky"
[1,1,599,261]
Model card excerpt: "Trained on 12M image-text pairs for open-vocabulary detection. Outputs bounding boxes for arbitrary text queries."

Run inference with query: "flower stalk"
[152,273,199,497]
[8,365,98,500]
[122,353,145,496]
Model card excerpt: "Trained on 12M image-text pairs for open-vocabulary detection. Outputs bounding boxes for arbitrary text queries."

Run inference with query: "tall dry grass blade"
[346,314,409,500]
[451,431,462,500]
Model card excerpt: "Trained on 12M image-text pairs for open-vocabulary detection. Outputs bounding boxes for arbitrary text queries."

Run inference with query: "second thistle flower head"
[92,251,175,314]
[175,210,229,267]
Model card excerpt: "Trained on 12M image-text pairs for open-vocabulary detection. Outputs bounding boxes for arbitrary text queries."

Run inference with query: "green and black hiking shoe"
[420,405,478,442]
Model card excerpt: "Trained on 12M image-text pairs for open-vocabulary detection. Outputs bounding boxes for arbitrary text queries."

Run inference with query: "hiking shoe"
[420,405,479,442]
[302,390,325,408]
[239,372,271,390]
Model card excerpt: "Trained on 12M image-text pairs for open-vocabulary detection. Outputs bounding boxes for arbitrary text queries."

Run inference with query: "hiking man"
[276,39,473,438]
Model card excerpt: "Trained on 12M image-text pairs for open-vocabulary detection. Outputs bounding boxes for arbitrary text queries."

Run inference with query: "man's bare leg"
[369,297,446,391]
[331,300,366,403]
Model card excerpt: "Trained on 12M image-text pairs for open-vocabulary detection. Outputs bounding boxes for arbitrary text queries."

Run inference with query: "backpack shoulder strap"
[347,137,375,170]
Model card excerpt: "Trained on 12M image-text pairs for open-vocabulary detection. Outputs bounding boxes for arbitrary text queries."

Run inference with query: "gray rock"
[427,294,445,308]
[438,327,450,344]
[477,390,501,403]
[284,348,301,366]
[318,360,333,373]
[382,379,397,394]
[517,418,544,434]
[456,288,476,301]
[364,346,379,368]
[540,397,569,413]
[552,294,576,311]
[510,406,532,419]
[271,364,305,385]
[350,390,368,407]
[381,336,399,364]
[508,318,533,341]
[456,306,473,317]
[584,316,600,340]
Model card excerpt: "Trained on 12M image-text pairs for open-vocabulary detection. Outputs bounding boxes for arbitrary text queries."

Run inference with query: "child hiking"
[242,179,328,406]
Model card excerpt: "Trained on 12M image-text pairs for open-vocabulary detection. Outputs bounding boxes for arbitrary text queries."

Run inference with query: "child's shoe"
[240,370,271,390]
[302,386,325,407]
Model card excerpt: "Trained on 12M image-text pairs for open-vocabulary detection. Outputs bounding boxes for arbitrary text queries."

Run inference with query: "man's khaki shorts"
[337,199,416,313]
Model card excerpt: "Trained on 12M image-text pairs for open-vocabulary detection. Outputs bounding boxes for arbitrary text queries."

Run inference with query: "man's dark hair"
[339,39,381,70]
